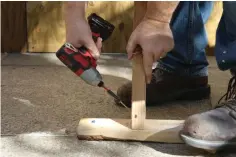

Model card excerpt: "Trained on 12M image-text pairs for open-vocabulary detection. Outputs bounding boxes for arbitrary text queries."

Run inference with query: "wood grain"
[131,54,146,129]
[26,1,222,54]
[131,2,147,130]
[77,118,184,143]
[27,2,65,52]
[1,2,27,52]
[27,1,134,53]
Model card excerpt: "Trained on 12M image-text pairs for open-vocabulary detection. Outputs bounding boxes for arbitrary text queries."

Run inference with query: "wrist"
[141,18,171,31]
[144,12,172,24]
[144,2,179,23]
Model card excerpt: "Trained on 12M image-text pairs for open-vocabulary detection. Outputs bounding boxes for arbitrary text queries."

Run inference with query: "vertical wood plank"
[131,2,147,130]
[131,54,146,129]
[1,2,27,52]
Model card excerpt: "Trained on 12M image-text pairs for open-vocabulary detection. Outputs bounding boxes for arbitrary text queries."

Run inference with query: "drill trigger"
[65,42,78,52]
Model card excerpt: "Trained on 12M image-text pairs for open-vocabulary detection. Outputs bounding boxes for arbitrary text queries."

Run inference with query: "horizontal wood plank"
[77,118,184,143]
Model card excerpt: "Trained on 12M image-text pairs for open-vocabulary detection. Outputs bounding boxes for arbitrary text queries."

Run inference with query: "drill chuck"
[79,67,103,86]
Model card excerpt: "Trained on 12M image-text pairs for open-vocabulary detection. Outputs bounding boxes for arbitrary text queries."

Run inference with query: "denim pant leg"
[215,2,236,71]
[156,2,213,77]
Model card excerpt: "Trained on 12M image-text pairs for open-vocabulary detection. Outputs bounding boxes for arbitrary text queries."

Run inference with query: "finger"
[143,52,154,84]
[84,39,100,59]
[126,36,137,60]
[96,37,103,54]
[66,39,82,49]
[160,51,167,59]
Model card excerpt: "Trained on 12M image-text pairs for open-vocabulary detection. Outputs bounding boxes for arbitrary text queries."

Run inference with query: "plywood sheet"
[27,2,65,52]
[27,1,222,54]
[27,1,134,53]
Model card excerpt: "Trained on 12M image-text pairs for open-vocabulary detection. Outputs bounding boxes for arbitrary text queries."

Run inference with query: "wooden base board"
[76,118,185,143]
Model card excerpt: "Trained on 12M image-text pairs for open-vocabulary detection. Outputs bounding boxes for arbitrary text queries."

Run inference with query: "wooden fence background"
[2,1,222,55]
[1,2,27,52]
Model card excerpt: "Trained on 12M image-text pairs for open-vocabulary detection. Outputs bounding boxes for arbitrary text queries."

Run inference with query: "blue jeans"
[157,2,236,76]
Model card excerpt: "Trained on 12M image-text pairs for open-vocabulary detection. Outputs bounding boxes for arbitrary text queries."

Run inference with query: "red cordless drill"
[56,13,128,108]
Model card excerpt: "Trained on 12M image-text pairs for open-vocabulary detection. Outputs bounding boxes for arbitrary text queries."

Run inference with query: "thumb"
[96,37,103,54]
[84,39,100,60]
[126,36,137,60]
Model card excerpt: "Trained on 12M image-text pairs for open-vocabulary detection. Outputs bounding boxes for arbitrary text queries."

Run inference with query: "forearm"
[65,2,86,24]
[133,2,147,28]
[145,2,179,23]
[65,1,87,40]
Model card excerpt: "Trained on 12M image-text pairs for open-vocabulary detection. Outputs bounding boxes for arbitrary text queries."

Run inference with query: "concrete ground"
[1,53,235,157]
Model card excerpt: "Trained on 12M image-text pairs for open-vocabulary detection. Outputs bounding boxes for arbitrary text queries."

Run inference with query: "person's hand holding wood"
[126,2,179,83]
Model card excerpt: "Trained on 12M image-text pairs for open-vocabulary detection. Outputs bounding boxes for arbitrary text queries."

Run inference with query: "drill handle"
[92,32,100,42]
[56,13,114,79]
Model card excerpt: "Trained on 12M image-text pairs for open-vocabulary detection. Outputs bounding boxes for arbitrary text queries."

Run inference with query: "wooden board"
[131,2,147,130]
[131,54,146,129]
[27,2,65,52]
[77,118,184,143]
[26,2,222,54]
[27,1,134,53]
[1,1,27,53]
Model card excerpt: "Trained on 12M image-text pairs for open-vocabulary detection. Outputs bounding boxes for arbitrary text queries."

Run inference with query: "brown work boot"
[116,67,210,107]
[180,71,236,151]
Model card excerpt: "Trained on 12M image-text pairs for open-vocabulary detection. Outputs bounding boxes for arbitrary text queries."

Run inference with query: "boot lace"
[218,75,236,104]
[217,76,236,115]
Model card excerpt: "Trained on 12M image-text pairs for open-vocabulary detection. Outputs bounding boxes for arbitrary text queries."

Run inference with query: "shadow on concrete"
[142,137,236,156]
[142,142,209,156]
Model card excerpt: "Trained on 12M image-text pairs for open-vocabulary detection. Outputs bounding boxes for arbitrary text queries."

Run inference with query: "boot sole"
[177,85,211,101]
[180,133,236,152]
[147,85,211,106]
